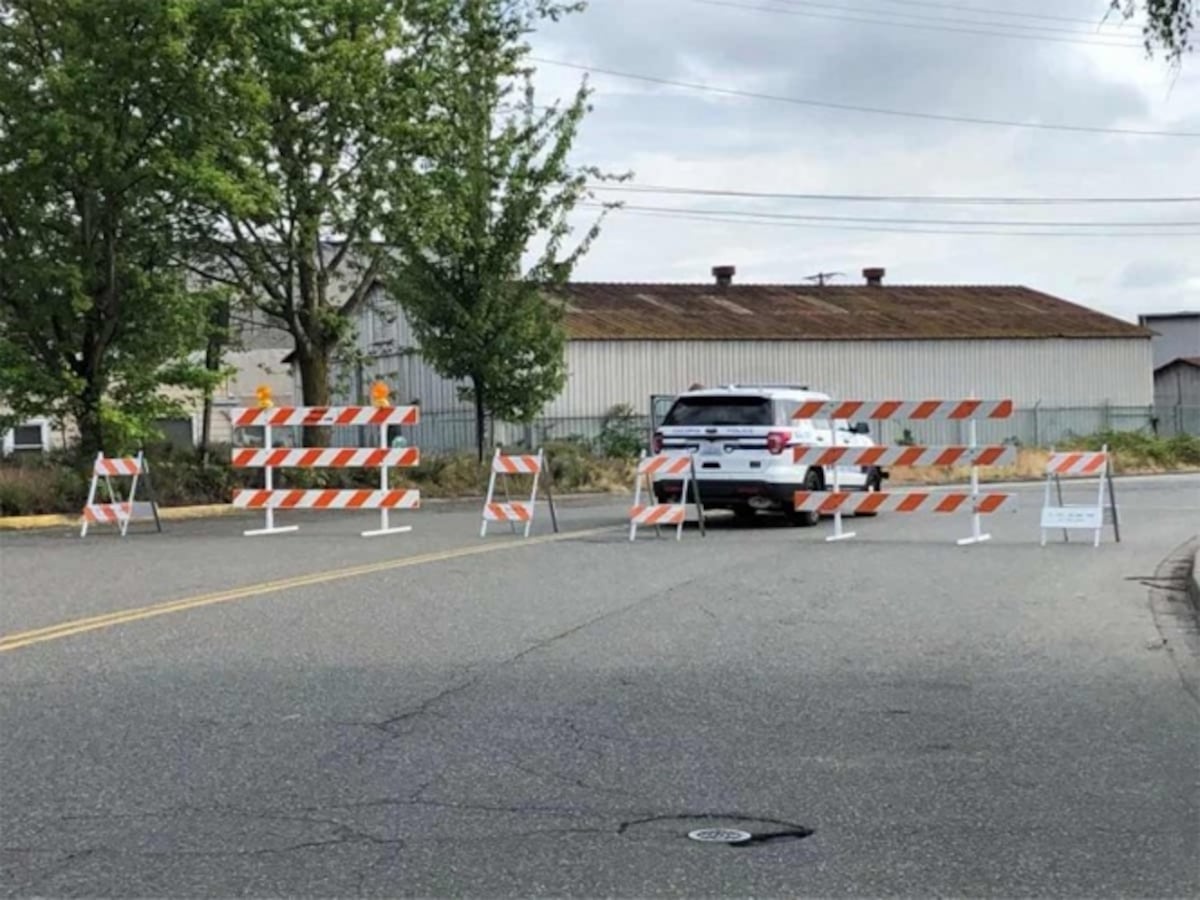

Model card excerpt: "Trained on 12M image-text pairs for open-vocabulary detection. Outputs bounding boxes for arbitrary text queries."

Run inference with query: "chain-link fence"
[241,403,1200,453]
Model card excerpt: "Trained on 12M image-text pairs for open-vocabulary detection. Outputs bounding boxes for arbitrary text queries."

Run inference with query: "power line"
[685,0,1142,48]
[530,57,1200,138]
[602,201,1200,227]
[583,203,1200,237]
[859,0,1137,29]
[710,0,1142,43]
[591,184,1200,205]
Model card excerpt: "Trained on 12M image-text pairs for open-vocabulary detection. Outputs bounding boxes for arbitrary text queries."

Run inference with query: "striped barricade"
[629,452,704,542]
[481,449,557,539]
[231,396,420,538]
[792,398,1015,545]
[81,452,161,538]
[794,491,1016,515]
[1040,446,1119,548]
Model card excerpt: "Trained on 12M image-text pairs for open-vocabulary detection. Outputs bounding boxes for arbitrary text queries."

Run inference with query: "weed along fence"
[791,399,1018,545]
[231,383,420,537]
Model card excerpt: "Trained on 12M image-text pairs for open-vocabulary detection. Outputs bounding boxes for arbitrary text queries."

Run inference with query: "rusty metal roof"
[552,284,1149,341]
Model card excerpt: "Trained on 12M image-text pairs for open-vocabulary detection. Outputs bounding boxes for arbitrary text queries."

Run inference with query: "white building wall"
[356,335,1151,418]
[1139,313,1200,368]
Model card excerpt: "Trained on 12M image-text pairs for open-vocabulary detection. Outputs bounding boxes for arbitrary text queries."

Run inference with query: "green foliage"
[1060,429,1200,468]
[0,0,230,456]
[1111,1,1194,60]
[596,404,645,459]
[383,0,625,460]
[185,0,461,422]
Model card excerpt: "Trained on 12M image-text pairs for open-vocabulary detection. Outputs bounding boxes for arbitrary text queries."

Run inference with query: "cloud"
[527,0,1200,321]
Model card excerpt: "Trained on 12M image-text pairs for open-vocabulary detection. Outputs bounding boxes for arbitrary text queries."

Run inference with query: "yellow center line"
[0,526,614,653]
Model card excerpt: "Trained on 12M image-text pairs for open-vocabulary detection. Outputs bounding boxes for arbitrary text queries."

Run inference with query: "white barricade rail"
[231,401,420,538]
[794,490,1016,515]
[1040,445,1120,548]
[793,398,1015,544]
[629,453,705,542]
[481,449,558,539]
[81,451,162,538]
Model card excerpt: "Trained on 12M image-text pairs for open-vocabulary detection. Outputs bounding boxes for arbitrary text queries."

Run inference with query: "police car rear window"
[662,396,773,426]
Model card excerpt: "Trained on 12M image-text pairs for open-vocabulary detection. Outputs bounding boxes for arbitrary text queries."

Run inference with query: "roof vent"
[863,267,885,286]
[712,265,736,287]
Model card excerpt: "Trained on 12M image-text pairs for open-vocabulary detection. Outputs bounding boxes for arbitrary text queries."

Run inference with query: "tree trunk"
[297,344,332,447]
[471,374,486,463]
[75,380,105,462]
[198,300,230,464]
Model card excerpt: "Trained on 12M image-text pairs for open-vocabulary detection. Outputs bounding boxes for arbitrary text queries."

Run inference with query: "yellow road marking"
[0,526,613,653]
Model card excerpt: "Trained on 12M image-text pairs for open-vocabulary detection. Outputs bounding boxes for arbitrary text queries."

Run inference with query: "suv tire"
[856,467,883,517]
[788,469,823,527]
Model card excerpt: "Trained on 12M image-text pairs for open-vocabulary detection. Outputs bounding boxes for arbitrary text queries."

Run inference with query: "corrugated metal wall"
[352,333,1151,417]
[552,338,1152,415]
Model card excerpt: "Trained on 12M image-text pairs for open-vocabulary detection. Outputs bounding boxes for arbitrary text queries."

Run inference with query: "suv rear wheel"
[788,469,823,527]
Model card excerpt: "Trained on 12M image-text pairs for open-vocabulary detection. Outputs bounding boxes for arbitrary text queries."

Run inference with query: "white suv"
[650,385,885,526]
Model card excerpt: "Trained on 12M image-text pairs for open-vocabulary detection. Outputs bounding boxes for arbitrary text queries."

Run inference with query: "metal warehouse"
[353,266,1152,443]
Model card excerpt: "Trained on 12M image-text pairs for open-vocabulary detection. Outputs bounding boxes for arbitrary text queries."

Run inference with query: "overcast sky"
[526,0,1199,322]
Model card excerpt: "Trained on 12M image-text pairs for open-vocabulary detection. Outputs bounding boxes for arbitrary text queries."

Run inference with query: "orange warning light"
[370,381,390,408]
[255,384,273,409]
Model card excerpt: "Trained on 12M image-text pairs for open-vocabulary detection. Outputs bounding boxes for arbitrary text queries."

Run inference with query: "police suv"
[650,384,884,526]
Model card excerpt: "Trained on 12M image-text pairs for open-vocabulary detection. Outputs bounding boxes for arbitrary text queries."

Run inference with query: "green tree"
[186,0,453,443]
[0,0,227,457]
[384,0,620,461]
[1111,1,1194,59]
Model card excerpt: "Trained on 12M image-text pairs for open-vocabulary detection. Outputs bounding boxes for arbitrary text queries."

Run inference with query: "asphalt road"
[2,476,1198,897]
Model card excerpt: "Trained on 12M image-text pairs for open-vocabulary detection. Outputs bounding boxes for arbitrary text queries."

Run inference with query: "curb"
[0,504,243,531]
[0,492,628,532]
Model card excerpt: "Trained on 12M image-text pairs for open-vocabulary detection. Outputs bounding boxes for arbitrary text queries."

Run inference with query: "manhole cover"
[688,828,752,844]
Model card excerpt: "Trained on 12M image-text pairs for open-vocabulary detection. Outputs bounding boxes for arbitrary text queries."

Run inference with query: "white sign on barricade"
[80,451,162,538]
[629,452,705,542]
[231,385,420,537]
[1040,445,1120,547]
[480,448,558,539]
[791,398,1016,545]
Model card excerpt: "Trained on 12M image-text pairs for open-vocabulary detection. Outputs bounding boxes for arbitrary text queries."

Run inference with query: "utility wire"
[589,184,1200,205]
[685,0,1142,48]
[853,0,1136,28]
[583,203,1200,237]
[529,57,1200,138]
[722,0,1142,42]
[601,201,1200,227]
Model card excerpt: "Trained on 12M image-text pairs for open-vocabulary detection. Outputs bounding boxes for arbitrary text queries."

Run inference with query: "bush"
[596,404,645,459]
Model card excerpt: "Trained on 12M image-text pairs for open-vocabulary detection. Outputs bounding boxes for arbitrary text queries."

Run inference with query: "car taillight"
[766,430,789,455]
[651,431,664,454]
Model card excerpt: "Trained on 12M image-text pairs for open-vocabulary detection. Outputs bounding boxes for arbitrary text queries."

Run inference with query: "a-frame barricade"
[629,452,705,542]
[1040,445,1120,548]
[481,448,558,538]
[80,451,162,538]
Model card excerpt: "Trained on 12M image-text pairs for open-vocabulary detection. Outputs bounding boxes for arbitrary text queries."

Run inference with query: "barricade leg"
[524,451,543,539]
[81,453,101,538]
[956,414,991,546]
[481,452,499,538]
[245,424,299,536]
[363,422,413,538]
[825,437,856,543]
[629,461,645,542]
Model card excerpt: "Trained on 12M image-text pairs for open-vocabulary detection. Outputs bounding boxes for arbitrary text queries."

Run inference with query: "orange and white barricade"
[629,452,705,542]
[793,398,1016,544]
[81,452,161,537]
[231,383,420,537]
[1040,446,1120,547]
[481,448,558,539]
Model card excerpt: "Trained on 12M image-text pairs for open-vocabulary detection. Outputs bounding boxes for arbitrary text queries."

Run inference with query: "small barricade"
[1040,446,1120,547]
[481,448,558,539]
[81,452,161,538]
[231,395,420,538]
[629,452,705,542]
[793,399,1017,544]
